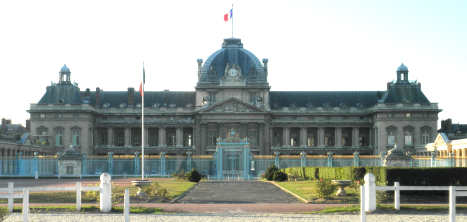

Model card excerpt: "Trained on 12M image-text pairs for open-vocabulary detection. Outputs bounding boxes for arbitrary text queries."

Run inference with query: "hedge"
[282,166,467,188]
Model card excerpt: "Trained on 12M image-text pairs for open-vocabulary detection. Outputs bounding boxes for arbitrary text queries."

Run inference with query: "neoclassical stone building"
[28,38,441,156]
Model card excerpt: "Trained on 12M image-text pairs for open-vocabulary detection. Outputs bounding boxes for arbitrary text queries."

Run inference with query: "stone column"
[124,127,130,147]
[318,127,325,148]
[283,127,290,147]
[352,127,360,148]
[192,126,196,149]
[335,127,343,148]
[107,127,113,147]
[374,127,379,153]
[269,127,274,147]
[144,127,149,147]
[200,123,207,154]
[462,148,466,167]
[93,128,98,148]
[259,123,265,154]
[176,127,182,147]
[368,127,373,148]
[159,127,166,147]
[299,127,306,148]
[265,123,271,155]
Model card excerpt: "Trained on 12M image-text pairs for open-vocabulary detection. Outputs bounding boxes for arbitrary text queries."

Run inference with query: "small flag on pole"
[139,82,143,96]
[224,8,233,22]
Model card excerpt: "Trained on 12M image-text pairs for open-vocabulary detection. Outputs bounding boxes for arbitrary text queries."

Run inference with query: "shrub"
[141,182,168,198]
[186,168,201,183]
[265,164,279,181]
[273,171,288,182]
[172,170,187,181]
[86,182,124,207]
[315,178,338,198]
[0,207,8,221]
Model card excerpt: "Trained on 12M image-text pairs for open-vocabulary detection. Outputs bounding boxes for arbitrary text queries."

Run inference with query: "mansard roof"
[380,86,430,104]
[87,91,196,108]
[269,91,384,107]
[38,84,83,104]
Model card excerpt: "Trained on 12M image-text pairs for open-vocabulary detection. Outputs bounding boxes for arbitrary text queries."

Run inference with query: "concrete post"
[77,182,81,212]
[354,151,360,166]
[327,152,333,167]
[124,189,130,222]
[160,152,166,175]
[361,185,366,222]
[100,173,112,212]
[364,173,376,212]
[449,186,456,222]
[23,188,29,222]
[186,152,192,172]
[274,152,280,168]
[431,152,436,167]
[108,152,114,175]
[134,152,140,176]
[300,152,306,167]
[394,182,400,210]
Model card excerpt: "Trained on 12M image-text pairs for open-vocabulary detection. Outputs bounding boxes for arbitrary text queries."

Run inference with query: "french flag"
[224,8,233,22]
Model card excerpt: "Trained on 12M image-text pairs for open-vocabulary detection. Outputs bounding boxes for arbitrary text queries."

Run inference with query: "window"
[406,113,411,118]
[342,133,349,146]
[73,114,79,118]
[55,131,63,146]
[101,117,107,121]
[359,134,366,146]
[209,93,216,103]
[72,131,80,146]
[134,134,141,146]
[66,166,73,175]
[388,113,393,118]
[325,133,332,146]
[101,133,107,145]
[422,131,429,144]
[360,116,365,120]
[151,133,159,146]
[250,93,256,102]
[290,132,298,146]
[184,133,192,146]
[405,130,412,145]
[117,133,124,146]
[273,132,282,146]
[387,131,395,145]
[56,114,62,118]
[208,131,217,146]
[167,133,175,146]
[40,114,45,118]
[307,133,314,146]
[39,131,47,143]
[249,131,258,147]
[136,117,141,120]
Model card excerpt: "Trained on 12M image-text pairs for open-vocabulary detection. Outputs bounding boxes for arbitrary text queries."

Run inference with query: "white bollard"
[364,173,376,212]
[8,182,13,213]
[394,182,400,210]
[23,188,29,222]
[450,186,456,222]
[124,189,130,222]
[228,175,229,181]
[361,185,366,222]
[76,182,81,212]
[35,172,38,179]
[100,173,112,213]
[124,173,126,178]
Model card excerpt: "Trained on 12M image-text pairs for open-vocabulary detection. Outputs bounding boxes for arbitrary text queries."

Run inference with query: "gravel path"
[4,212,467,222]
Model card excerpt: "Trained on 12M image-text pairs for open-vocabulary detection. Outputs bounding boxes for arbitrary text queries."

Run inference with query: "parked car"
[95,169,102,175]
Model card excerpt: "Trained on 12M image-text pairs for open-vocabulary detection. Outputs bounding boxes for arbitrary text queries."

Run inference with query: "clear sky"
[1,0,466,128]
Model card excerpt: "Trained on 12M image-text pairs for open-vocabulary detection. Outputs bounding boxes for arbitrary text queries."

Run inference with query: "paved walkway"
[177,181,300,204]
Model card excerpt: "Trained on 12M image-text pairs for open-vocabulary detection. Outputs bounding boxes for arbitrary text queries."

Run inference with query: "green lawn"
[275,179,360,203]
[0,179,196,203]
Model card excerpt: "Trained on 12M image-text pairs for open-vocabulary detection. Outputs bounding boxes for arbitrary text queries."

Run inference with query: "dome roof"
[199,38,266,83]
[60,64,70,73]
[397,63,408,72]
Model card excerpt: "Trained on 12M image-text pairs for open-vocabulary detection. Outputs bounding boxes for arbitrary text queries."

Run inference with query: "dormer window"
[102,103,110,108]
[136,103,142,107]
[119,103,127,107]
[169,103,176,107]
[153,103,160,107]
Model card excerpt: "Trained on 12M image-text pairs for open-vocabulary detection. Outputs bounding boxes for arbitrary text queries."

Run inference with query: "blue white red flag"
[224,8,233,22]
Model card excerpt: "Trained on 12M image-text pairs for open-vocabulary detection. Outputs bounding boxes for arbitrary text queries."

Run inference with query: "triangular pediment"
[199,97,265,113]
[433,133,450,146]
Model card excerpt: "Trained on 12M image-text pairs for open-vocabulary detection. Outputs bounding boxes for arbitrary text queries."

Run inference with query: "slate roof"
[38,84,83,104]
[88,91,196,108]
[439,123,467,133]
[269,91,384,107]
[0,124,29,134]
[380,86,430,103]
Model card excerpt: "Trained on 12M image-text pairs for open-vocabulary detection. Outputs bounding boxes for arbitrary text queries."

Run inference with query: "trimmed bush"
[265,164,279,181]
[186,168,202,183]
[273,171,288,182]
[315,178,338,198]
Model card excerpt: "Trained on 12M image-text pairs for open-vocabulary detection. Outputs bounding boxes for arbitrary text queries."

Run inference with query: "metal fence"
[0,153,457,177]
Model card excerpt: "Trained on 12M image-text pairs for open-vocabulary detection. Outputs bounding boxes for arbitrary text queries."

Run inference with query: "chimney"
[418,82,421,90]
[26,119,31,132]
[6,118,11,125]
[96,87,100,107]
[447,118,453,132]
[387,82,391,91]
[127,87,135,107]
[1,118,5,132]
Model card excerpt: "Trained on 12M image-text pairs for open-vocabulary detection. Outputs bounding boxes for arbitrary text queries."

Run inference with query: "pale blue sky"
[1,0,466,128]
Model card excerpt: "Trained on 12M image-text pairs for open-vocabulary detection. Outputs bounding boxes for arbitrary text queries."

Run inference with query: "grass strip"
[2,205,163,214]
[308,204,467,214]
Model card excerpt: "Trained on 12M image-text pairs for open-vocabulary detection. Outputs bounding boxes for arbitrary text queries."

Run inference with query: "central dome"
[199,38,266,83]
[60,64,71,73]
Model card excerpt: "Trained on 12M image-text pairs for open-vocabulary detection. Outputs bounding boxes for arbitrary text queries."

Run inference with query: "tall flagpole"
[231,4,233,38]
[141,62,145,180]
